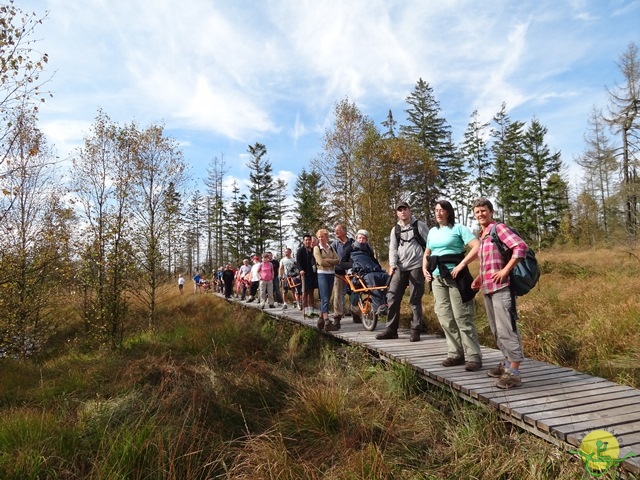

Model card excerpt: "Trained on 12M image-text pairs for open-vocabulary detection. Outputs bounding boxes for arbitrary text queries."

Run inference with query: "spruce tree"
[460,110,492,199]
[292,167,326,241]
[246,142,277,254]
[490,104,526,227]
[523,118,568,244]
[225,181,249,261]
[400,78,455,224]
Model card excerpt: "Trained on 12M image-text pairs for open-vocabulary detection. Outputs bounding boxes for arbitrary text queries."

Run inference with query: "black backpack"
[394,219,426,250]
[489,223,540,296]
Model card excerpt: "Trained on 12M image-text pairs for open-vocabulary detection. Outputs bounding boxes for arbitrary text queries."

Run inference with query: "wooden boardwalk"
[226,296,640,474]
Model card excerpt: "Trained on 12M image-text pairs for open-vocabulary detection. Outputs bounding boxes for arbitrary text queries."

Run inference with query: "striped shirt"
[478,222,527,295]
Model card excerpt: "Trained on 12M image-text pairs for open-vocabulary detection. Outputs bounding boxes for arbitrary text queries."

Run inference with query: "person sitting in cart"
[340,229,389,316]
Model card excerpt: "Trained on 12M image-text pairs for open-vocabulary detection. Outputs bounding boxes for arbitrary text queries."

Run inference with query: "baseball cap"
[396,201,410,210]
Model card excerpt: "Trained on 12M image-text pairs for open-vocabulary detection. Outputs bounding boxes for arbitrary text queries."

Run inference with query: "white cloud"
[20,0,640,189]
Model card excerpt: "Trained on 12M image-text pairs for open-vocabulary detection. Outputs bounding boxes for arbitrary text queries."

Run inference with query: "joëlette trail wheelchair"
[284,274,303,310]
[335,272,389,331]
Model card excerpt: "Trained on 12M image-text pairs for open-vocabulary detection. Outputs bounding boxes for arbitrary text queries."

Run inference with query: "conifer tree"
[490,104,526,226]
[460,110,492,199]
[184,190,205,272]
[273,178,289,257]
[400,78,454,223]
[163,182,181,275]
[205,155,227,268]
[381,109,397,138]
[292,167,326,241]
[523,118,568,243]
[246,142,277,254]
[225,180,249,261]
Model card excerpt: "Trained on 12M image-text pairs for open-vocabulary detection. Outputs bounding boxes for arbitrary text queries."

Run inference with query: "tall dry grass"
[413,246,640,387]
[1,248,637,478]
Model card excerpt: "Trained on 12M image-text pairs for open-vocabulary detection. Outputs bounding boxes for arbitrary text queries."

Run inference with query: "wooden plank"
[557,414,640,444]
[530,395,640,432]
[501,385,637,423]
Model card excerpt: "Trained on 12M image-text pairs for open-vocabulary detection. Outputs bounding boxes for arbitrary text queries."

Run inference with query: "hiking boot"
[333,316,342,330]
[344,310,352,317]
[324,320,339,332]
[486,363,506,378]
[269,304,275,308]
[316,317,324,329]
[375,329,398,340]
[465,361,483,372]
[410,331,421,342]
[495,370,522,389]
[441,357,465,367]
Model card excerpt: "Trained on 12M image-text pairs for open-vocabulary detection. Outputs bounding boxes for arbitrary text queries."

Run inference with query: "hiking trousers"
[385,267,425,333]
[432,275,482,362]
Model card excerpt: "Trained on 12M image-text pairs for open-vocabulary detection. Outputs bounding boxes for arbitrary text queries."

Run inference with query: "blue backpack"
[489,223,540,296]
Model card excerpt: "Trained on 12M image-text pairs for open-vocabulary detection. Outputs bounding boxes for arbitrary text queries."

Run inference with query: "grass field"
[0,247,638,479]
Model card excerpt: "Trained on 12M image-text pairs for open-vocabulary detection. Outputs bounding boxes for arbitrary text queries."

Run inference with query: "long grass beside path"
[414,246,640,388]
[1,246,638,478]
[1,290,594,479]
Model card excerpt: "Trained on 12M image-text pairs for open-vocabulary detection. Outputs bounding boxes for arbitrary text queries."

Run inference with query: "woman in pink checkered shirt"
[471,198,528,390]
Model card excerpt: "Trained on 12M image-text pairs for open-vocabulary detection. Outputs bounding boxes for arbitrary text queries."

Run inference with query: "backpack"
[259,262,274,282]
[394,219,426,250]
[489,223,540,296]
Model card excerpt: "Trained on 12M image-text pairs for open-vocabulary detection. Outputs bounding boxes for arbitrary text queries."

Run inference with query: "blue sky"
[23,0,640,197]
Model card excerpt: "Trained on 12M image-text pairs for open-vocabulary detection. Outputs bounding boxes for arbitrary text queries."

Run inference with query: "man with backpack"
[471,197,527,389]
[376,201,429,342]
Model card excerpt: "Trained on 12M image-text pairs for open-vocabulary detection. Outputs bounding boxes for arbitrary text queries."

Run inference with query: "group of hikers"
[181,198,529,390]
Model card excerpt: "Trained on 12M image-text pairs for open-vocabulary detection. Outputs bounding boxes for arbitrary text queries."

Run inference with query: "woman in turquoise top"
[422,200,482,371]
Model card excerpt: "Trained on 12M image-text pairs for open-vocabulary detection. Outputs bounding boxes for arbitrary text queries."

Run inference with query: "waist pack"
[490,223,540,296]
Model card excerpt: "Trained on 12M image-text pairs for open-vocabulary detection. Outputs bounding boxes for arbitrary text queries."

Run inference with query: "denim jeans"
[317,273,335,314]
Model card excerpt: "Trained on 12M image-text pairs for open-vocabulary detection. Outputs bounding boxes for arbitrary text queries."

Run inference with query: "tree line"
[0,3,639,355]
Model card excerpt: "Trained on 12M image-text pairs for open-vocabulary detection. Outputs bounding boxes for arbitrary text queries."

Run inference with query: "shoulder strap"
[395,220,426,250]
[411,219,426,250]
[490,223,511,255]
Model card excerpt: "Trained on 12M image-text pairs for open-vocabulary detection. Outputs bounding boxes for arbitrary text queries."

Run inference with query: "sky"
[20,0,640,197]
